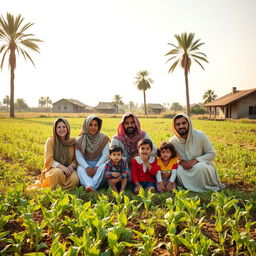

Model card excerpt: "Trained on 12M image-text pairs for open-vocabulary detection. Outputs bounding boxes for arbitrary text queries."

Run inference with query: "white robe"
[170,113,224,192]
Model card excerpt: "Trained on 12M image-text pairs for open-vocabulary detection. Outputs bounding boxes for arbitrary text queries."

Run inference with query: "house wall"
[236,93,256,118]
[53,99,84,113]
[96,109,116,114]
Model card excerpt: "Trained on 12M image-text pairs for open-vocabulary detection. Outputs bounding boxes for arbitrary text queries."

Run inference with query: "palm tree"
[38,96,46,107]
[112,94,123,114]
[45,96,52,108]
[203,89,217,117]
[165,32,208,116]
[0,13,42,117]
[203,89,217,103]
[3,95,10,110]
[134,70,153,115]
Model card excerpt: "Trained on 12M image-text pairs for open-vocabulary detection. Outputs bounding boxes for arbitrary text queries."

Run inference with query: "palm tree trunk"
[10,64,15,118]
[184,72,190,116]
[143,90,147,115]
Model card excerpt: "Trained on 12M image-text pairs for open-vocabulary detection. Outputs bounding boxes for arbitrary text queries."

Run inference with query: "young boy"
[131,138,158,194]
[104,146,128,192]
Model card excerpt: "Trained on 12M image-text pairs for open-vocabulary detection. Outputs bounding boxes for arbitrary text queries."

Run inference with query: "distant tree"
[45,96,52,108]
[191,104,207,114]
[203,89,217,103]
[112,95,123,114]
[15,98,28,111]
[129,101,135,112]
[3,95,10,110]
[165,32,208,116]
[134,70,153,115]
[170,102,183,112]
[38,97,46,107]
[0,13,42,117]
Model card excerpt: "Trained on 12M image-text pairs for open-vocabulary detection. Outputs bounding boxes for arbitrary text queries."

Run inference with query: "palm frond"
[165,48,179,56]
[20,39,40,53]
[0,47,9,69]
[168,60,179,73]
[191,54,208,63]
[194,59,205,70]
[165,55,178,64]
[19,47,35,66]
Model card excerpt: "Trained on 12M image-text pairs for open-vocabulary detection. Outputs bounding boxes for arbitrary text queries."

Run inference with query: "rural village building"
[204,87,256,119]
[147,103,166,114]
[94,102,117,114]
[52,99,92,113]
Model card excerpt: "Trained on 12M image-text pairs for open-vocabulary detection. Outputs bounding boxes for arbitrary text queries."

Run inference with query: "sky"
[1,0,256,108]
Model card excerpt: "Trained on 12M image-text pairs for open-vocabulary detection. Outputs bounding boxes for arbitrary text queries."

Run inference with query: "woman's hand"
[134,183,141,194]
[57,164,72,176]
[92,167,98,176]
[86,167,94,177]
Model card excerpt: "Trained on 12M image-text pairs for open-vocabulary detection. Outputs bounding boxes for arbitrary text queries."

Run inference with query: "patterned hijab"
[53,118,76,167]
[76,115,109,160]
[114,113,146,156]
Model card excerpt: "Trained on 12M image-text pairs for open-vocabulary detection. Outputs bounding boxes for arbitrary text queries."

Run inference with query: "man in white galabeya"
[169,113,225,192]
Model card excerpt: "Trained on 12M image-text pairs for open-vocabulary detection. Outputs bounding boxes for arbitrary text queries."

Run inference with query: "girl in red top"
[131,139,159,194]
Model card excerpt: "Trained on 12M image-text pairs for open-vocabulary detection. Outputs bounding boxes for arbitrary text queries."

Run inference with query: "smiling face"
[174,117,189,138]
[138,143,152,160]
[123,116,137,136]
[56,121,68,140]
[160,148,172,161]
[88,119,99,135]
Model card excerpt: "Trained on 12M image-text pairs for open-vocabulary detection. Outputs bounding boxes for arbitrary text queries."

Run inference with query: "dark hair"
[157,142,177,158]
[137,138,153,150]
[92,117,102,129]
[109,145,123,155]
[174,114,187,121]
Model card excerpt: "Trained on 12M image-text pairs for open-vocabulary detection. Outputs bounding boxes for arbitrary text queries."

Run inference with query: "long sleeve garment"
[131,156,159,183]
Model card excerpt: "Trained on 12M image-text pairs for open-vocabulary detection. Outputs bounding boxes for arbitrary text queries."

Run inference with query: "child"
[104,146,128,192]
[131,138,159,194]
[156,142,178,192]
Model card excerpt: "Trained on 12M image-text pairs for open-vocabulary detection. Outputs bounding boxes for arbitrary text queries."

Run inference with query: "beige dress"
[40,137,79,190]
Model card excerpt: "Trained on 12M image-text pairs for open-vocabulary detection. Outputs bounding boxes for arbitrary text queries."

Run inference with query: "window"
[64,106,67,110]
[58,106,61,110]
[249,106,256,115]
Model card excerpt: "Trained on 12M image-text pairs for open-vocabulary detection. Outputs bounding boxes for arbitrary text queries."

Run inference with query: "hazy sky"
[1,0,256,107]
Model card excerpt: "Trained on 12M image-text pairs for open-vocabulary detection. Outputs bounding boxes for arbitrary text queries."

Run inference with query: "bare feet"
[85,186,94,192]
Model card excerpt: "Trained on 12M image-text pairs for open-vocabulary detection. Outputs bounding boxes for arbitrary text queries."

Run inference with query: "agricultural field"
[0,117,255,255]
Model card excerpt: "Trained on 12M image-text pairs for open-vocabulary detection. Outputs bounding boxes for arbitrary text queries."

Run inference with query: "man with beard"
[169,113,224,192]
[110,113,156,179]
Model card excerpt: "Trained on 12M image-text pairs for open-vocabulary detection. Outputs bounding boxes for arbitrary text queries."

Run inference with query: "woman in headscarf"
[76,115,110,192]
[40,118,79,189]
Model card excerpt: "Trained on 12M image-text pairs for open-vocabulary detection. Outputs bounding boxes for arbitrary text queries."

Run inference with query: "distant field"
[0,117,255,255]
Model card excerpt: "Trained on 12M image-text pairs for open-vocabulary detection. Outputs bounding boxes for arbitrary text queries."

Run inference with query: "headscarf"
[53,118,76,167]
[171,113,196,160]
[114,113,146,156]
[76,115,109,160]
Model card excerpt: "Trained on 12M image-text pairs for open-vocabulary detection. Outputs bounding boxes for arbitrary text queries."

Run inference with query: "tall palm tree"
[0,13,42,117]
[134,70,153,115]
[165,32,208,116]
[112,94,123,114]
[38,96,46,107]
[203,89,217,103]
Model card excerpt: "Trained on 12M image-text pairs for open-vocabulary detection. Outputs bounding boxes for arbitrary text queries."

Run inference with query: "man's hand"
[179,159,198,170]
[86,167,94,177]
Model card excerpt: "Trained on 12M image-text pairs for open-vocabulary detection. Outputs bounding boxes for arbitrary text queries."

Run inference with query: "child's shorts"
[137,181,156,190]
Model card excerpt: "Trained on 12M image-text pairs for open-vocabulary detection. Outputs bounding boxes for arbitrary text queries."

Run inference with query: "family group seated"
[38,113,224,194]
